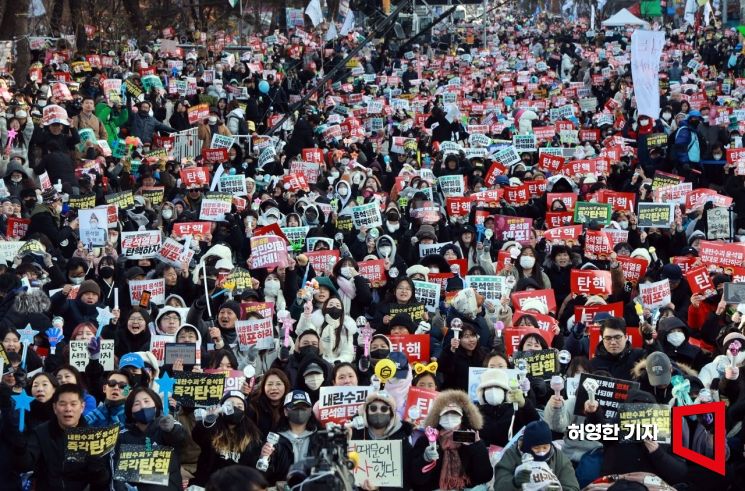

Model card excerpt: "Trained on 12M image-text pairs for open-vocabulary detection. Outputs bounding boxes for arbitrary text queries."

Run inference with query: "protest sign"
[164,343,197,366]
[685,266,716,297]
[351,201,382,229]
[618,403,671,443]
[419,241,451,258]
[510,289,557,314]
[157,238,194,268]
[5,217,29,239]
[583,230,614,260]
[220,269,253,293]
[120,231,161,259]
[438,175,466,197]
[389,303,427,323]
[249,235,289,269]
[631,30,664,118]
[413,281,440,313]
[180,166,210,187]
[493,216,533,244]
[240,301,275,320]
[141,186,165,206]
[446,196,473,217]
[573,202,612,225]
[543,225,583,245]
[65,425,119,462]
[172,372,226,407]
[723,283,745,304]
[512,310,559,333]
[199,193,232,221]
[502,327,555,356]
[651,170,684,190]
[0,240,24,265]
[349,440,403,488]
[706,207,731,240]
[464,275,509,302]
[68,194,97,210]
[403,387,437,427]
[105,191,135,209]
[389,334,430,363]
[305,250,340,275]
[698,241,745,269]
[218,175,248,195]
[235,318,274,351]
[204,369,246,394]
[358,259,387,288]
[571,269,612,296]
[69,340,114,371]
[512,349,559,378]
[210,134,235,149]
[637,202,674,228]
[574,373,639,420]
[172,222,211,241]
[114,444,173,486]
[616,256,648,286]
[575,302,624,326]
[202,148,229,163]
[639,279,672,309]
[128,278,166,306]
[318,386,369,425]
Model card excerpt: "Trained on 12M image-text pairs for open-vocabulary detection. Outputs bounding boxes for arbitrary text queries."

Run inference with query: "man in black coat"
[590,317,659,381]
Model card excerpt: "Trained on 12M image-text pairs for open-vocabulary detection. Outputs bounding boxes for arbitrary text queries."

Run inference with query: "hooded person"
[407,390,493,491]
[494,420,580,491]
[656,316,711,371]
[384,352,414,419]
[333,178,355,212]
[50,279,110,338]
[350,390,413,444]
[375,234,406,279]
[476,368,540,447]
[272,329,330,387]
[444,287,494,351]
[162,324,204,374]
[154,306,185,336]
[294,357,331,403]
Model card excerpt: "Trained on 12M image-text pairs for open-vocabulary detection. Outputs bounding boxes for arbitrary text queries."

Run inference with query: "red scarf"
[438,430,471,490]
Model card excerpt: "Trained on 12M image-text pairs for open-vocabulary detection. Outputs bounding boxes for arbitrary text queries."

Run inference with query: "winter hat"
[406,265,429,280]
[723,331,745,348]
[41,188,61,204]
[476,368,510,403]
[646,352,672,387]
[125,266,146,280]
[389,313,415,334]
[365,389,397,412]
[522,420,552,450]
[657,316,688,336]
[314,276,339,297]
[78,280,101,297]
[630,248,652,265]
[416,224,438,241]
[661,263,683,282]
[439,243,462,259]
[220,390,246,405]
[688,230,706,245]
[219,301,241,318]
[520,298,548,315]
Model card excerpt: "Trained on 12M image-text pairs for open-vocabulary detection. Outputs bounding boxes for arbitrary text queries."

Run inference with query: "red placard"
[302,148,324,164]
[510,289,557,315]
[570,269,613,296]
[685,188,733,210]
[179,167,210,187]
[493,216,533,245]
[685,266,716,296]
[447,258,468,277]
[502,327,555,356]
[538,153,564,173]
[698,241,745,269]
[357,259,387,287]
[731,266,745,283]
[671,256,697,273]
[201,148,229,163]
[543,225,583,245]
[496,250,514,272]
[172,222,211,241]
[546,192,576,211]
[282,173,309,192]
[524,180,547,199]
[584,230,614,260]
[446,196,473,217]
[240,301,275,320]
[589,327,643,358]
[404,387,437,426]
[428,272,454,292]
[483,161,508,187]
[726,148,745,164]
[574,302,624,325]
[512,310,559,333]
[579,129,601,142]
[597,190,636,212]
[545,211,573,228]
[503,184,530,206]
[305,250,341,275]
[6,217,30,239]
[616,256,648,285]
[389,334,430,364]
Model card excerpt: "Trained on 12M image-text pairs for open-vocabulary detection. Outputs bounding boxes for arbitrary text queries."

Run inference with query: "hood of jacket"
[423,389,484,430]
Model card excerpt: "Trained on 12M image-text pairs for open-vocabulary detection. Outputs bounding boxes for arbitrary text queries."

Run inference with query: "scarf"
[438,430,471,490]
[336,276,356,314]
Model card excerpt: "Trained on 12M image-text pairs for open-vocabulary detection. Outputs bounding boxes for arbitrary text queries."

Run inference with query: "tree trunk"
[0,0,31,84]
[122,0,146,42]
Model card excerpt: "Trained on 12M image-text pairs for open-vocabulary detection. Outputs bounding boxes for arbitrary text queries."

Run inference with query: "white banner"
[631,30,665,119]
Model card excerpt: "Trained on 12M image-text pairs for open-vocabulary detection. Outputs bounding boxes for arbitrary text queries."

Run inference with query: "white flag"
[325,22,339,41]
[684,0,697,25]
[305,0,324,27]
[703,1,713,25]
[29,0,46,17]
[631,30,665,119]
[340,11,355,35]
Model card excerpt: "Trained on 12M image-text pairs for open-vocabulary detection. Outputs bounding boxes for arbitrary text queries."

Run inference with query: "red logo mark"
[671,401,726,475]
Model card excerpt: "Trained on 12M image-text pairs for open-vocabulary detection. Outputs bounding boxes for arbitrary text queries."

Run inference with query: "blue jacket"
[84,400,126,429]
[127,112,176,144]
[674,121,701,163]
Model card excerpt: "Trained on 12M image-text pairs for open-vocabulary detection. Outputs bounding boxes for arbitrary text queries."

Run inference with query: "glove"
[87,337,101,360]
[513,463,533,487]
[508,389,525,408]
[359,356,371,372]
[415,321,431,335]
[571,321,586,338]
[725,366,739,380]
[158,414,176,432]
[423,445,439,462]
[247,345,259,363]
[279,346,290,362]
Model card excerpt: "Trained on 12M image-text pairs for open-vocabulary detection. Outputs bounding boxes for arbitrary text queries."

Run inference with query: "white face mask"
[338,185,349,197]
[618,220,628,230]
[208,116,218,124]
[10,176,22,183]
[387,222,400,232]
[148,109,154,117]
[484,387,505,406]
[304,373,324,390]
[519,256,536,269]
[264,279,281,296]
[439,413,462,430]
[667,331,685,347]
[662,112,671,120]
[379,246,392,258]
[341,266,355,279]
[69,277,85,285]
[162,209,173,220]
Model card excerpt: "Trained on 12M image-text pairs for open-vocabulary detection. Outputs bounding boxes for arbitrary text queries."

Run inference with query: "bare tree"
[0,0,31,83]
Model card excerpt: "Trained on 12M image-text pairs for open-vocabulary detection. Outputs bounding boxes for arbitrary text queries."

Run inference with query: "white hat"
[520,298,548,315]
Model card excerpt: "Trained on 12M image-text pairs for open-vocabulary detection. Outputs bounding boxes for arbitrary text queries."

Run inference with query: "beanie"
[522,420,552,451]
[78,280,101,298]
[219,300,241,319]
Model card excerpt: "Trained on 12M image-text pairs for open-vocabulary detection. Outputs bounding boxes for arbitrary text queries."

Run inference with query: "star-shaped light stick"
[18,325,39,369]
[156,372,175,415]
[278,310,295,348]
[11,391,34,432]
[96,307,115,336]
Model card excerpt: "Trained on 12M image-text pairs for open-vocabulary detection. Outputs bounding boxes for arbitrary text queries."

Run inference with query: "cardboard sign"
[128,278,166,305]
[573,373,639,420]
[349,440,403,488]
[318,386,369,425]
[637,203,674,228]
[639,279,671,309]
[120,231,161,259]
[502,327,555,356]
[358,259,387,287]
[571,269,612,296]
[511,289,557,314]
[69,340,114,371]
[249,235,289,270]
[403,387,437,427]
[389,334,430,363]
[172,372,226,407]
[114,444,173,486]
[65,425,119,462]
[305,250,340,275]
[235,318,274,350]
[616,256,648,286]
[574,202,612,226]
[618,403,671,443]
[513,349,559,378]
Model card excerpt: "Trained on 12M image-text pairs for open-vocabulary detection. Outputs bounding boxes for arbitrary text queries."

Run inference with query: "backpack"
[229,113,249,135]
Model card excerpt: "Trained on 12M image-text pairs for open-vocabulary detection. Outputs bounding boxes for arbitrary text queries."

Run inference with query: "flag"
[29,0,46,17]
[305,0,324,27]
[228,0,238,7]
[325,22,338,41]
[703,1,713,25]
[684,0,697,25]
[340,11,355,36]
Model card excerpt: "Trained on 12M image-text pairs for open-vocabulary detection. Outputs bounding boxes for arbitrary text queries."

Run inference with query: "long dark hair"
[322,297,347,353]
[250,368,290,430]
[516,245,547,289]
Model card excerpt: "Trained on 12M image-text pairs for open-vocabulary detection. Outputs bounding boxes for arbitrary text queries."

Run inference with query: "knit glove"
[158,414,176,432]
[423,445,438,462]
[87,337,101,360]
[513,462,533,487]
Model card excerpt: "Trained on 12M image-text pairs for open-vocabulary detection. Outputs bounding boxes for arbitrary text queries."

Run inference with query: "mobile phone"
[452,431,476,444]
[139,290,151,308]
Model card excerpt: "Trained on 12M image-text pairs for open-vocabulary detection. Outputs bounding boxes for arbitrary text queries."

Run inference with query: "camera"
[287,425,356,491]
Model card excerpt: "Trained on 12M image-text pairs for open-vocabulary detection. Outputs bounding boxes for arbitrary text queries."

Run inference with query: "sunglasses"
[106,380,129,389]
[368,404,390,413]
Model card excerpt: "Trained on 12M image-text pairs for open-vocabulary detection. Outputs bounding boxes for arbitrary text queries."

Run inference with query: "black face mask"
[370,348,390,359]
[688,119,700,129]
[99,266,114,279]
[367,412,391,429]
[298,345,320,358]
[24,199,37,210]
[325,307,342,320]
[287,407,312,425]
[206,279,217,290]
[222,409,244,425]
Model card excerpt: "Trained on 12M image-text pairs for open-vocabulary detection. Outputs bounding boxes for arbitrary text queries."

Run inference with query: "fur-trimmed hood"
[423,389,484,430]
[631,357,698,381]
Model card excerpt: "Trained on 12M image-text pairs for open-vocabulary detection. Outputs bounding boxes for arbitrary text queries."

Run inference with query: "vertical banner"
[631,30,665,119]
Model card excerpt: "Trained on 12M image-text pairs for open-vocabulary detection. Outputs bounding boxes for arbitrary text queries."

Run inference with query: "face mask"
[439,413,462,430]
[133,406,157,424]
[298,345,320,357]
[148,110,154,117]
[713,153,723,160]
[99,266,114,279]
[162,209,173,220]
[338,186,349,197]
[370,348,390,359]
[325,307,342,319]
[519,256,536,269]
[667,331,685,347]
[222,409,244,425]
[209,116,218,124]
[387,222,400,232]
[288,407,312,425]
[702,116,709,123]
[484,387,505,406]
[69,276,84,285]
[10,176,22,183]
[264,279,281,296]
[532,448,552,461]
[38,100,47,107]
[341,267,355,279]
[367,412,392,429]
[304,373,324,390]
[662,112,671,120]
[379,246,392,257]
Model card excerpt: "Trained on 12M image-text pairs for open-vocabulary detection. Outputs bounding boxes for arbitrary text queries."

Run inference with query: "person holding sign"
[296,297,356,365]
[116,386,187,490]
[8,384,113,490]
[477,368,539,447]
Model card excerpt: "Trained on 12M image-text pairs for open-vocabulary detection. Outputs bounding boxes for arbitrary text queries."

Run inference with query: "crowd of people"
[0,4,745,491]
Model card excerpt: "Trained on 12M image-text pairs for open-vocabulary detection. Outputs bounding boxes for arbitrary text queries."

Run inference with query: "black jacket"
[407,435,492,491]
[478,401,540,447]
[589,340,657,381]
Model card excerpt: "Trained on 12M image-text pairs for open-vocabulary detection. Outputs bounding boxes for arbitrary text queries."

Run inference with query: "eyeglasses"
[162,313,179,320]
[368,404,390,413]
[603,334,625,342]
[106,380,128,389]
[396,287,412,292]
